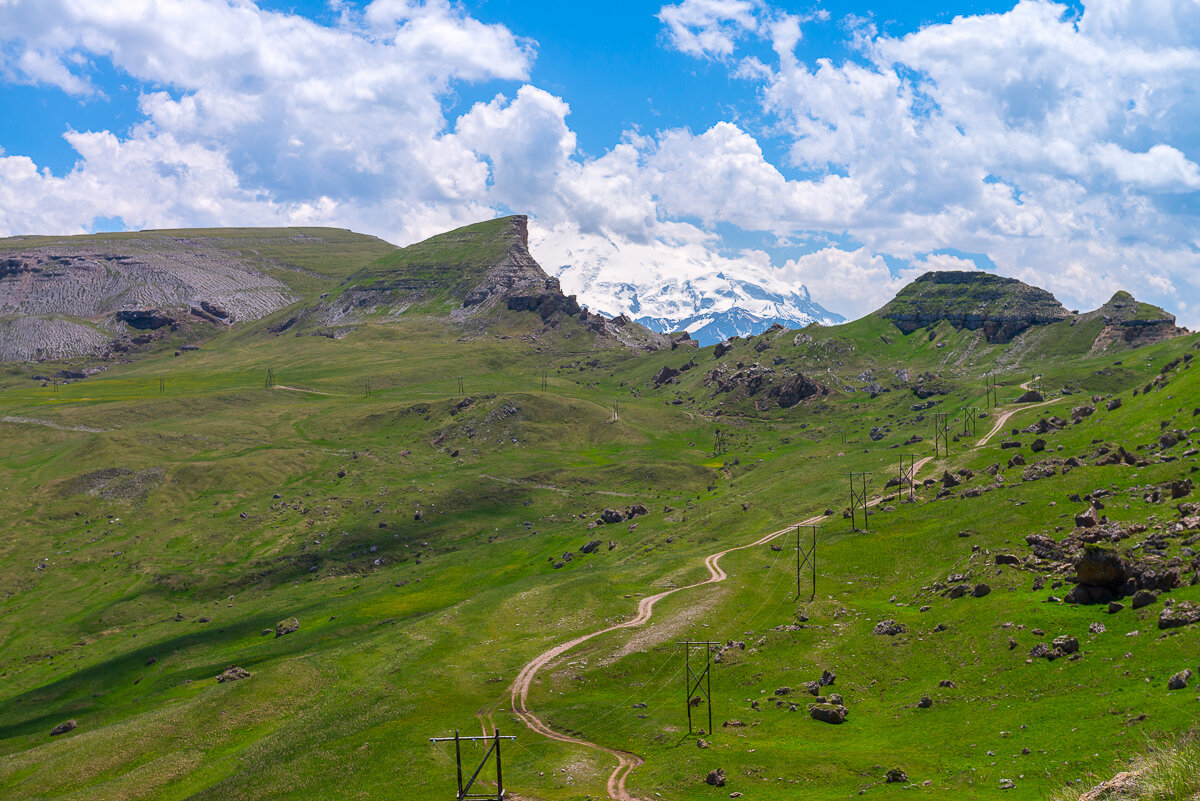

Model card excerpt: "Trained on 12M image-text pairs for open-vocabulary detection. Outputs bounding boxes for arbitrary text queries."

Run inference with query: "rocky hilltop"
[878,271,1070,343]
[304,215,671,351]
[1082,290,1188,352]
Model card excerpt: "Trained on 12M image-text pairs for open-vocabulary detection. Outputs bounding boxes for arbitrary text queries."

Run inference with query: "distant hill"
[0,227,394,361]
[876,271,1186,353]
[877,271,1070,343]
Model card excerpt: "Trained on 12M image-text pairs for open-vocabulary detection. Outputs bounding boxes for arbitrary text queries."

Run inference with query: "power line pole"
[679,641,720,736]
[959,407,979,437]
[428,730,515,801]
[364,377,372,398]
[844,471,871,531]
[540,370,548,391]
[456,376,464,395]
[265,368,275,388]
[611,400,619,422]
[932,412,951,456]
[985,375,999,407]
[714,427,726,456]
[794,524,819,601]
[899,453,919,502]
[158,376,165,395]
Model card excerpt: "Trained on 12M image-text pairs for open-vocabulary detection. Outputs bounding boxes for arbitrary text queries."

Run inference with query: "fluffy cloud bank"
[0,0,1198,325]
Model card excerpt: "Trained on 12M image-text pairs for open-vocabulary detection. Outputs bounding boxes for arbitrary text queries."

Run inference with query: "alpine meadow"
[0,215,1198,800]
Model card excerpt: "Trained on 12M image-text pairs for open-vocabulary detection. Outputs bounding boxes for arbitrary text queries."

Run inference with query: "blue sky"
[0,0,1196,324]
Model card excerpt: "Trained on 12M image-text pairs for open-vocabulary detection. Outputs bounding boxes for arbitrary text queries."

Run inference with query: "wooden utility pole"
[428,730,515,800]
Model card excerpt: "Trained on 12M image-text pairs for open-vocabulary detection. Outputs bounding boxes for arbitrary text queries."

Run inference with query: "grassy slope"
[0,301,1197,799]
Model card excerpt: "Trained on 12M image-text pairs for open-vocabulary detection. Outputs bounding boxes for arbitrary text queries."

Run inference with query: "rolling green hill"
[0,219,1197,801]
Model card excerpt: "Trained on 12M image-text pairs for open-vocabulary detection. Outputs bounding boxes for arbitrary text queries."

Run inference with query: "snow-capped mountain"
[566,272,844,345]
[533,229,844,345]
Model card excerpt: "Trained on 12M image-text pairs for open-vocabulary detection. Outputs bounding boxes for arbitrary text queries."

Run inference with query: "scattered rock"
[885,768,908,783]
[809,703,847,724]
[275,617,300,637]
[217,666,251,683]
[873,619,906,636]
[1076,546,1125,587]
[1016,390,1044,403]
[1130,589,1158,609]
[917,696,933,708]
[1159,600,1200,629]
[1167,669,1192,690]
[653,365,680,386]
[1052,635,1079,656]
[705,768,726,787]
[50,720,77,736]
[599,508,624,524]
[972,583,991,598]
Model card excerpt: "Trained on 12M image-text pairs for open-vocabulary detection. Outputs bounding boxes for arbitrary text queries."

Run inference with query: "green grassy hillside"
[0,245,1197,800]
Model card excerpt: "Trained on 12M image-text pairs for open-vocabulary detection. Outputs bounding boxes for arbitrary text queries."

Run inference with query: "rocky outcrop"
[877,271,1069,343]
[1084,291,1188,352]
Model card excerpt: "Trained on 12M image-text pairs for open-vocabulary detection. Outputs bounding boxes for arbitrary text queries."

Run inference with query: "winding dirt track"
[507,384,1049,800]
[508,455,939,800]
[509,516,824,800]
[974,381,1065,447]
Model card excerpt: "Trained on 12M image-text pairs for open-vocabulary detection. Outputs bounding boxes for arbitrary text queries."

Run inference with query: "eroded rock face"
[0,238,298,360]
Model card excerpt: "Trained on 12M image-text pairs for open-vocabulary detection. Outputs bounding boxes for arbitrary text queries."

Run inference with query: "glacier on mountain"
[538,241,844,346]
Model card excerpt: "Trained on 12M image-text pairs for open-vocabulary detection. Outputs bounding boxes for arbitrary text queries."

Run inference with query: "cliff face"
[878,271,1070,343]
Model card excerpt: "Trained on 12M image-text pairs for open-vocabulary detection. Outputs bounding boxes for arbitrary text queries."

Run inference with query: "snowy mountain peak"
[534,232,844,345]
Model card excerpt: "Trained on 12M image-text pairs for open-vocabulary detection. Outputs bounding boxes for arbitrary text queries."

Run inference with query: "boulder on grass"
[809,703,847,724]
[217,666,251,683]
[50,720,77,736]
